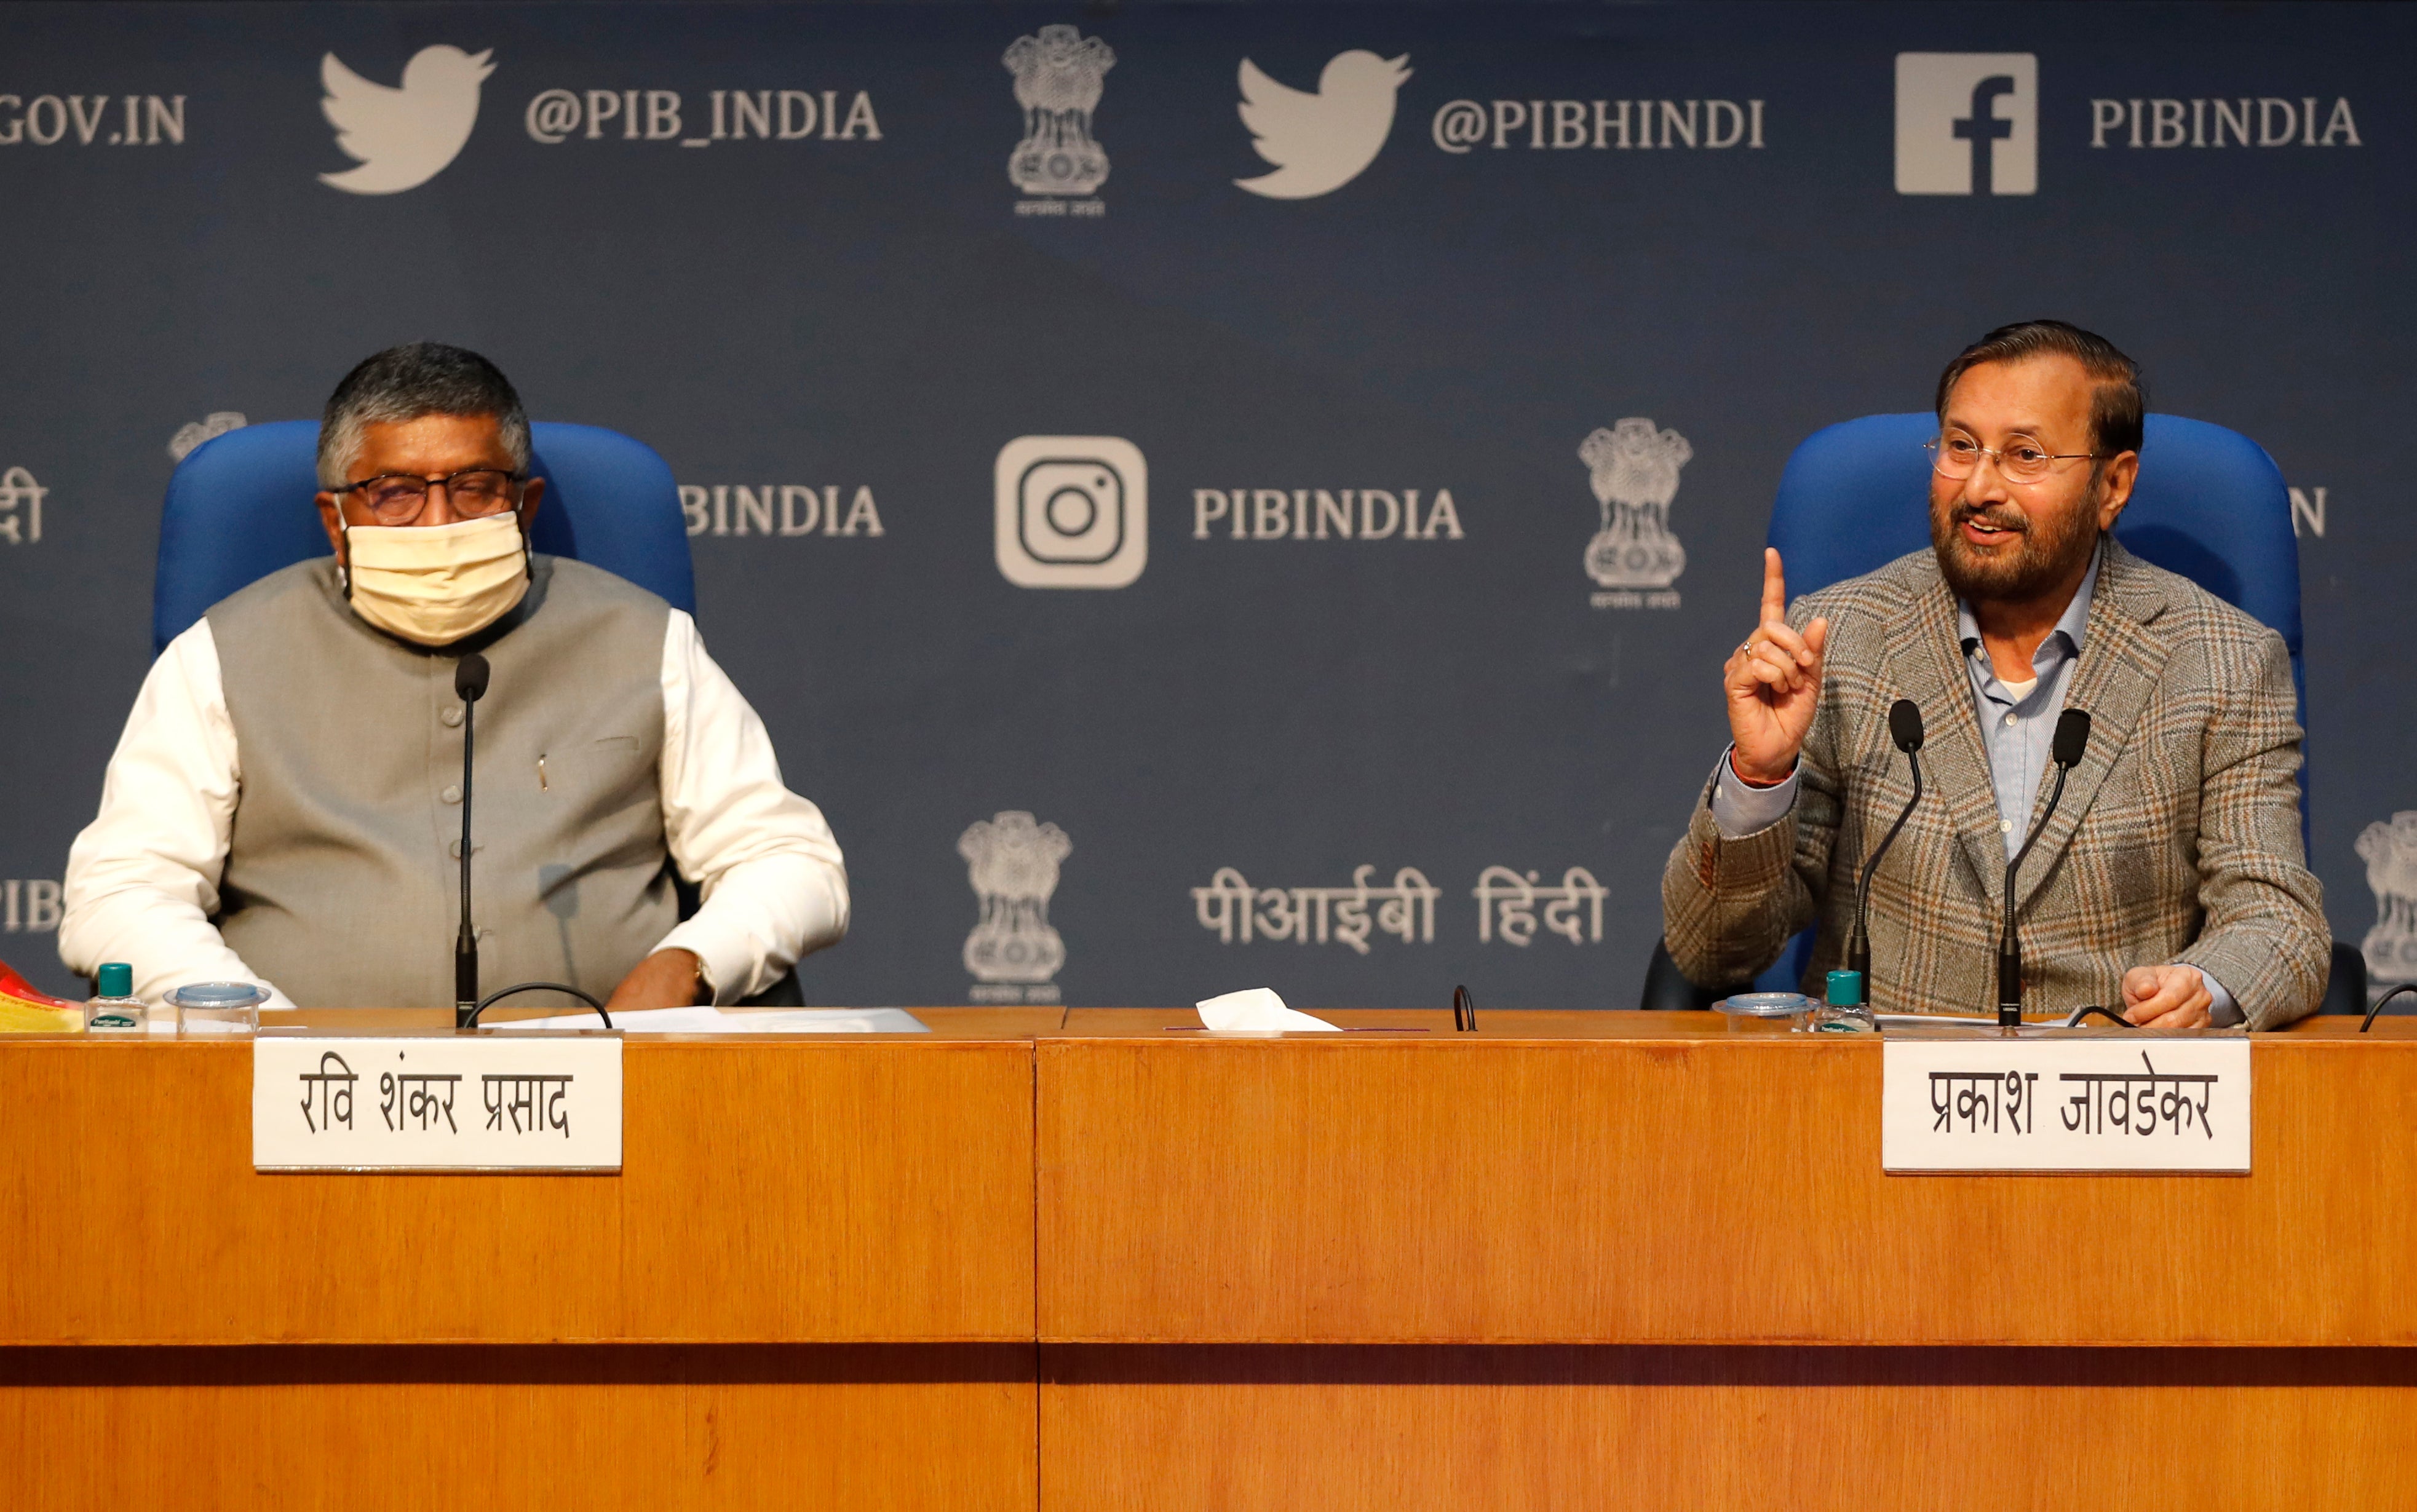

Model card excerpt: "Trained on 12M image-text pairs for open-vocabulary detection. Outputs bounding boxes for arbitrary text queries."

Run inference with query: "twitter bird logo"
[319,44,494,196]
[1234,50,1411,200]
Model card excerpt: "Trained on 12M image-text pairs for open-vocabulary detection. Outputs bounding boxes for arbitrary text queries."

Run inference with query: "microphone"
[453,652,490,1029]
[1997,708,2091,1029]
[1845,699,1926,999]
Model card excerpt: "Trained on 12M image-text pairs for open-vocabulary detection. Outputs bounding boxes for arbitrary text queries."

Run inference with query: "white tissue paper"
[1193,988,1339,1033]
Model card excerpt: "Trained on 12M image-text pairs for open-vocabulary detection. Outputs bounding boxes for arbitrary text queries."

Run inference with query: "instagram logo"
[994,436,1148,588]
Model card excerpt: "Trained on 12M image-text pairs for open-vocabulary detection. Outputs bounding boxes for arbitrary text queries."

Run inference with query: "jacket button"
[441,785,462,804]
[441,706,464,728]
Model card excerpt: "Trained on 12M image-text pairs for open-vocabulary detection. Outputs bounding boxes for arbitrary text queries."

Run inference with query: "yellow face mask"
[341,512,530,646]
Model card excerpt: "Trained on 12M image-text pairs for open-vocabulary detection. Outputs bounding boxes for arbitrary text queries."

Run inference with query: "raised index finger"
[1761,548,1788,625]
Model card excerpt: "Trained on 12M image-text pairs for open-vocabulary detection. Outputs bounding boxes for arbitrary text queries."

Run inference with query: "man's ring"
[1737,641,1755,659]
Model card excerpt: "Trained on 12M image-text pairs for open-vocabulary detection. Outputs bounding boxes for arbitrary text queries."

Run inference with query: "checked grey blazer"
[1661,539,2327,1029]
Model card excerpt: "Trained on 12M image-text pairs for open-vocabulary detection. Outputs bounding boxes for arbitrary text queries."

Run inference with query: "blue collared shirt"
[1959,544,2099,862]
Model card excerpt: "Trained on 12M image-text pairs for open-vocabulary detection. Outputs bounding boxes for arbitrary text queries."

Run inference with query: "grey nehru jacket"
[207,555,677,1009]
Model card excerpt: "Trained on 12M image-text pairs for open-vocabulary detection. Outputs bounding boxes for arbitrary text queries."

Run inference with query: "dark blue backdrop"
[1,1,2408,1009]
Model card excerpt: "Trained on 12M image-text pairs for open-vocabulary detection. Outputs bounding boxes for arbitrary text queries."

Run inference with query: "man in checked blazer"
[1662,320,2327,1029]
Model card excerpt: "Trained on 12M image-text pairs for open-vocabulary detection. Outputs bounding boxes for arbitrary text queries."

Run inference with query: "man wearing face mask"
[61,343,849,1012]
[1661,320,2327,1028]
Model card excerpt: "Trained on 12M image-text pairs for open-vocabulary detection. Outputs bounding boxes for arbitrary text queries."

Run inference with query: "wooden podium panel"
[0,1016,1046,1510]
[1039,1344,2417,1511]
[0,1024,1036,1345]
[1037,1011,2417,1509]
[1038,1011,2417,1345]
[13,1007,2416,1508]
[1,1343,1035,1512]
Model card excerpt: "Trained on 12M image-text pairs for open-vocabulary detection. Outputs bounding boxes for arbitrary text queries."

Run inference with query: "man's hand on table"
[2122,964,2213,1028]
[608,948,707,1012]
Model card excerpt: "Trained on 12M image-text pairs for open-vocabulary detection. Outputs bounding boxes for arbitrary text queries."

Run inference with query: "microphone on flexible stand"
[1998,709,2092,1029]
[1845,699,1926,999]
[437,655,614,1032]
[453,652,490,1029]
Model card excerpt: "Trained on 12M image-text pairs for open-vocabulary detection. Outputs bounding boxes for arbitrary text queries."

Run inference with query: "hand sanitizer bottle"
[86,962,148,1032]
[1814,968,1877,1033]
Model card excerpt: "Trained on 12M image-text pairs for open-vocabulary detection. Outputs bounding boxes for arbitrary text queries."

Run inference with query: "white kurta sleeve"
[59,620,296,1010]
[648,611,850,1002]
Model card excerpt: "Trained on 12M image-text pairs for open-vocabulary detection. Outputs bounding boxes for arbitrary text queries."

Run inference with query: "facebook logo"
[1895,53,2037,196]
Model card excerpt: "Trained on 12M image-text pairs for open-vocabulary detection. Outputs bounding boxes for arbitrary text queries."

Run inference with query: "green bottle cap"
[1825,969,1865,1008]
[97,962,133,999]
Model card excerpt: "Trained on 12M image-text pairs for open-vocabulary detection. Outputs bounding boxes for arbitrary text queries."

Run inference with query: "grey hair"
[1935,319,2146,459]
[316,342,531,488]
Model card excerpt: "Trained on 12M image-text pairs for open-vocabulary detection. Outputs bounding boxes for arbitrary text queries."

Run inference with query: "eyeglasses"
[333,469,525,526]
[1926,433,2103,486]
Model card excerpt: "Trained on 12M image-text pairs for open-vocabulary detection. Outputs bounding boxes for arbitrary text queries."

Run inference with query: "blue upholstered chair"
[1766,413,2303,711]
[153,419,694,652]
[1639,413,2360,1013]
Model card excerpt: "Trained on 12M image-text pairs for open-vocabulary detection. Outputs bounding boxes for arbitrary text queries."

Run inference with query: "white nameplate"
[1881,1039,2249,1173]
[253,1035,622,1172]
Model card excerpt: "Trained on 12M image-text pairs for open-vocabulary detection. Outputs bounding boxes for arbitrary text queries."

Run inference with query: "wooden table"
[0,1007,1052,1511]
[6,1008,2413,1508]
[1038,1010,2417,1510]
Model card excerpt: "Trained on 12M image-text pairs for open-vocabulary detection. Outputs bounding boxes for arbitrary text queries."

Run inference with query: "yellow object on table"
[0,962,81,1032]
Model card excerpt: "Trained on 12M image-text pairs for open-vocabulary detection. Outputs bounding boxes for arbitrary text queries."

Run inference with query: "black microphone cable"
[2064,1005,2136,1030]
[2361,983,2417,1033]
[466,981,613,1030]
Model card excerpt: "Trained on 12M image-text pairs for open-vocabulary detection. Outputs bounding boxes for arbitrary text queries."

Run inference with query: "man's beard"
[1931,474,2102,604]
